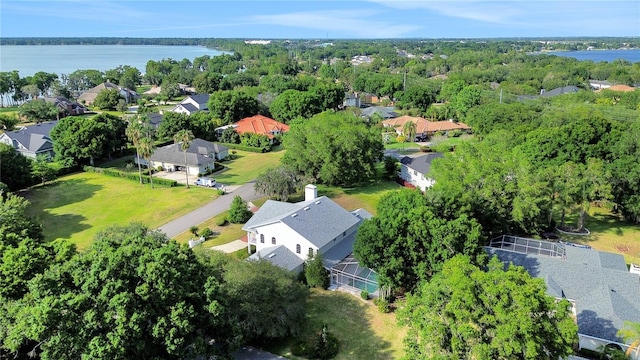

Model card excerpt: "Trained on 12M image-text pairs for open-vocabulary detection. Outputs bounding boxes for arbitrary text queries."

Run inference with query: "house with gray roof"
[399,153,444,191]
[77,82,139,105]
[540,85,581,97]
[243,185,378,295]
[0,121,58,159]
[138,138,228,176]
[168,94,210,115]
[360,106,398,120]
[487,235,640,357]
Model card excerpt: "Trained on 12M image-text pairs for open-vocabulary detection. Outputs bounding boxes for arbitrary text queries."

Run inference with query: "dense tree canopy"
[207,89,260,124]
[51,113,126,165]
[92,88,125,110]
[282,111,384,186]
[17,99,58,123]
[354,189,484,291]
[398,255,578,360]
[0,144,33,191]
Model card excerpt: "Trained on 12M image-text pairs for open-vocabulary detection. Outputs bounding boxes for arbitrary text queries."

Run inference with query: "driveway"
[156,181,261,238]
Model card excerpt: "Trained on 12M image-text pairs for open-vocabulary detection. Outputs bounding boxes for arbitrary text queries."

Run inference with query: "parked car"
[194,177,216,187]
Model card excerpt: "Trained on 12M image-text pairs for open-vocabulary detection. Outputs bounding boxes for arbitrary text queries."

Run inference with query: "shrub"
[215,216,228,227]
[448,129,463,138]
[228,195,252,224]
[189,226,199,236]
[200,227,214,238]
[291,325,340,360]
[156,166,163,172]
[374,298,391,313]
[360,290,369,300]
[83,166,178,187]
[419,145,432,152]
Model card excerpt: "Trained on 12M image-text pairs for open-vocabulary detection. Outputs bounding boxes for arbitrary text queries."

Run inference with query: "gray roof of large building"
[540,85,580,97]
[360,106,398,119]
[250,245,304,272]
[150,138,227,166]
[322,208,373,269]
[400,152,444,175]
[243,196,362,249]
[2,121,58,153]
[175,103,199,113]
[486,244,640,343]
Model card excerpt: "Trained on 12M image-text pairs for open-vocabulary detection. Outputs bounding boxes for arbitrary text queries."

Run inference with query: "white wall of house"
[249,222,319,261]
[215,149,228,160]
[400,165,435,191]
[578,334,637,359]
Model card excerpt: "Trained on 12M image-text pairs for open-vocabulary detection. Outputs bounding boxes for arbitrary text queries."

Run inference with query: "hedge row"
[83,166,178,187]
[217,142,271,153]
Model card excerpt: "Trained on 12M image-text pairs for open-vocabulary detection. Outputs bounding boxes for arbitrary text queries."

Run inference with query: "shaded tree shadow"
[22,178,103,208]
[577,310,621,343]
[36,213,90,243]
[259,289,398,359]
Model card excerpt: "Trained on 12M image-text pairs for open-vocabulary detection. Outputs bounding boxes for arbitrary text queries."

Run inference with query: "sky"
[1,0,639,39]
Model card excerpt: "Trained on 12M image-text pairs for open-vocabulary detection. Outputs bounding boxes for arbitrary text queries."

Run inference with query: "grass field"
[560,207,640,265]
[24,172,218,250]
[213,147,285,185]
[266,288,406,360]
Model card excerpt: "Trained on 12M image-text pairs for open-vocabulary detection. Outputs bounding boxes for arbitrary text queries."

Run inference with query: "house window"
[413,170,417,176]
[308,247,314,257]
[260,234,264,243]
[272,237,276,245]
[296,244,301,254]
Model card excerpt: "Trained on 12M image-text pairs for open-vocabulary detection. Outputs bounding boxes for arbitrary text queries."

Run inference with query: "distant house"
[168,94,210,116]
[142,84,195,96]
[146,113,163,130]
[605,84,636,92]
[399,153,444,191]
[382,116,470,138]
[487,236,640,358]
[540,85,580,97]
[360,106,398,120]
[137,138,228,175]
[232,115,289,140]
[589,80,612,90]
[0,121,58,159]
[243,185,379,295]
[77,82,140,105]
[41,96,89,117]
[343,93,361,108]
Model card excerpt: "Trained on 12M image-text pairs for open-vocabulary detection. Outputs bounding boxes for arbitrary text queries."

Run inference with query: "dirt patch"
[615,243,630,253]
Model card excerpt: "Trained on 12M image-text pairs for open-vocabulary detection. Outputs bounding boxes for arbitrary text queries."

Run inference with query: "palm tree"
[174,129,194,189]
[126,115,147,184]
[618,321,640,358]
[138,136,156,189]
[402,120,417,143]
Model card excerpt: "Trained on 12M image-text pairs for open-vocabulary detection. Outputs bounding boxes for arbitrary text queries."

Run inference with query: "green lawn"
[558,207,640,265]
[266,288,406,360]
[214,147,285,185]
[24,172,219,250]
[384,142,421,150]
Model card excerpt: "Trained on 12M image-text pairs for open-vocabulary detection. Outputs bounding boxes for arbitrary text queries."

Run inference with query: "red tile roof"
[234,115,290,138]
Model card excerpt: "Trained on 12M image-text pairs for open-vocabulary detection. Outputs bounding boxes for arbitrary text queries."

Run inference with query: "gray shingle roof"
[150,138,227,166]
[360,106,398,119]
[2,121,57,154]
[486,243,640,343]
[250,245,304,272]
[540,85,580,97]
[188,94,210,107]
[243,196,361,249]
[400,153,444,175]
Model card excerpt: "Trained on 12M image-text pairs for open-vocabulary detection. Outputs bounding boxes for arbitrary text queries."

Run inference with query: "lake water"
[546,49,640,63]
[0,45,228,77]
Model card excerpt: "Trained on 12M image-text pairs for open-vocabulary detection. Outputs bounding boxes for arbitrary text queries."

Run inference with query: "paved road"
[157,181,260,238]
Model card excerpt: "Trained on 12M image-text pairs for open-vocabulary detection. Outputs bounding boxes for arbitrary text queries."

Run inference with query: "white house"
[168,94,210,115]
[399,153,444,191]
[242,185,379,295]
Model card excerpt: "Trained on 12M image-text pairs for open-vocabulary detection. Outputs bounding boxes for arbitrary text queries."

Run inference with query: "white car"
[194,177,216,187]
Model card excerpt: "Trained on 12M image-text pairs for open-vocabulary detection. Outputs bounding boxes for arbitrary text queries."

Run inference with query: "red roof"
[234,115,290,138]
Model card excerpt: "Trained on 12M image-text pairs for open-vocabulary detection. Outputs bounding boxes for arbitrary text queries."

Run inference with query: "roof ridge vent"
[268,253,276,258]
[304,206,310,211]
[315,200,320,204]
[291,213,298,218]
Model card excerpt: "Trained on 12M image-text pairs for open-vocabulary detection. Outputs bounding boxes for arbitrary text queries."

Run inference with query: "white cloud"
[248,9,422,38]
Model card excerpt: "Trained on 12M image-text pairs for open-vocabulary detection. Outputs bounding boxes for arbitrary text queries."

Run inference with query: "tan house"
[77,82,139,105]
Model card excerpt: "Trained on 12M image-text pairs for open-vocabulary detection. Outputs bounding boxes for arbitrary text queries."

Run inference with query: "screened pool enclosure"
[329,254,379,296]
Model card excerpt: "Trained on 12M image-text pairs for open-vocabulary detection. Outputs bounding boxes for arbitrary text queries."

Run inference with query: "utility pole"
[403,70,407,93]
[499,88,503,104]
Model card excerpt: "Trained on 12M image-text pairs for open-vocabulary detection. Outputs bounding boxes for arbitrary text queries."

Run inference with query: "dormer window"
[308,247,314,257]
[260,234,264,243]
[296,244,301,254]
[272,237,276,245]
